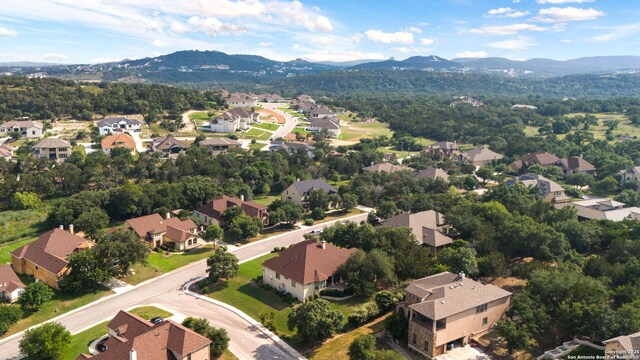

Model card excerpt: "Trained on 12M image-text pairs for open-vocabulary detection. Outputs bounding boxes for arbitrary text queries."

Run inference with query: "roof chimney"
[69,224,74,234]
[59,225,64,230]
[240,194,245,202]
[129,349,137,360]
[166,212,171,220]
[297,178,300,182]
[321,240,326,249]
[459,272,465,280]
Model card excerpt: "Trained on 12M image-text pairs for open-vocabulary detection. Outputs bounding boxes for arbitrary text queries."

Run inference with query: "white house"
[620,166,640,186]
[0,120,44,139]
[308,117,341,138]
[202,108,258,133]
[97,117,143,135]
[226,94,257,107]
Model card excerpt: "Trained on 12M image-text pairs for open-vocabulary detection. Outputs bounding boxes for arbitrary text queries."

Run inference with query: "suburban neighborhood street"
[0,212,368,360]
[259,103,298,139]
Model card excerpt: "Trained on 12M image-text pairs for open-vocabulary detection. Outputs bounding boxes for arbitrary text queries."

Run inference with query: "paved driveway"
[434,345,493,360]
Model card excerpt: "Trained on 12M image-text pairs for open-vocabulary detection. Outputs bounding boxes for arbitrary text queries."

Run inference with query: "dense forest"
[0,76,224,121]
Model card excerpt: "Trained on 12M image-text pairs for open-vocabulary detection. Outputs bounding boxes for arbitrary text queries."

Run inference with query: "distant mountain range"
[0,50,639,84]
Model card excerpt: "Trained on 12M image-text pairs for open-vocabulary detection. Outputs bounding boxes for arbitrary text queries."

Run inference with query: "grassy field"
[241,128,272,141]
[250,142,267,151]
[339,121,393,142]
[292,127,311,136]
[305,314,389,360]
[1,283,113,339]
[60,306,173,360]
[124,246,214,285]
[524,113,639,142]
[277,107,303,117]
[252,122,280,131]
[562,345,604,359]
[0,237,37,265]
[207,254,372,344]
[0,207,49,246]
[253,195,279,206]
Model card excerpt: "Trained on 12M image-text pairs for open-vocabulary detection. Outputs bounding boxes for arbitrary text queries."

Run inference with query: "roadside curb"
[183,279,307,360]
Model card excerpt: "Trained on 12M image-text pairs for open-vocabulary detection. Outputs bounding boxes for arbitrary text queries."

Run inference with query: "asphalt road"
[0,212,368,360]
[259,103,298,139]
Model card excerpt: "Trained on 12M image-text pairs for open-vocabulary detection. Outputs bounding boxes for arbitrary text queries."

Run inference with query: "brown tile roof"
[165,226,195,243]
[407,272,512,320]
[463,146,504,163]
[1,120,44,129]
[0,264,25,293]
[413,167,449,181]
[81,311,211,360]
[101,134,136,150]
[11,229,94,275]
[195,195,266,221]
[363,163,411,174]
[153,136,188,151]
[604,331,640,352]
[263,240,356,285]
[200,137,241,147]
[125,214,196,239]
[34,138,71,149]
[519,151,560,167]
[382,210,452,247]
[559,156,596,172]
[0,144,13,159]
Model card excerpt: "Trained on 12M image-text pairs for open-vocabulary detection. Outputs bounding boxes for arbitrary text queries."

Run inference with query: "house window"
[412,333,417,344]
[476,304,488,313]
[276,273,280,280]
[35,266,39,270]
[291,279,296,288]
[186,354,191,360]
[482,317,488,326]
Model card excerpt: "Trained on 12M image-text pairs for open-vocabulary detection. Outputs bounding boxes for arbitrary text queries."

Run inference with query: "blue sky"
[0,0,638,64]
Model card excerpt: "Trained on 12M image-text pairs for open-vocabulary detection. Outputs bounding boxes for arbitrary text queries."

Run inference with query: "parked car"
[150,317,164,324]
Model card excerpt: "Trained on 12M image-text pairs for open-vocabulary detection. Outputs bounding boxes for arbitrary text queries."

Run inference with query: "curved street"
[0,212,368,360]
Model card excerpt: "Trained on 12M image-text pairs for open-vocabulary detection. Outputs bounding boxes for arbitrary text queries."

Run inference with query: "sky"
[0,0,639,64]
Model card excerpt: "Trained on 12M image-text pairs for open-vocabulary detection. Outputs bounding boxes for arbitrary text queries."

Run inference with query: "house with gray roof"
[459,146,504,166]
[509,173,571,203]
[269,141,316,158]
[401,272,511,358]
[281,179,337,208]
[152,136,188,158]
[200,137,242,155]
[620,166,640,187]
[308,118,341,138]
[555,198,640,222]
[97,117,142,135]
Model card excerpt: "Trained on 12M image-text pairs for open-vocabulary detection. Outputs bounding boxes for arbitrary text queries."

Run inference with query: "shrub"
[374,290,399,312]
[311,207,325,220]
[304,218,314,226]
[347,302,380,327]
[319,288,355,297]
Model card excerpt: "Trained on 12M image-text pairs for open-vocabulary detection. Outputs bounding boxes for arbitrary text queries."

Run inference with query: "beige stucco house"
[0,120,44,139]
[604,331,640,360]
[281,179,337,208]
[33,138,72,163]
[400,272,512,358]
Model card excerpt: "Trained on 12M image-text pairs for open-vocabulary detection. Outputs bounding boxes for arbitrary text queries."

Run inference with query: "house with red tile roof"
[193,195,268,227]
[262,240,356,301]
[125,213,200,250]
[77,310,211,360]
[0,264,25,303]
[11,227,95,289]
[101,133,136,155]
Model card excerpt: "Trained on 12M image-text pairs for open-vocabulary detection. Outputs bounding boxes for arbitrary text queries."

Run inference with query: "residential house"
[309,106,336,119]
[33,138,72,162]
[77,310,211,360]
[0,264,25,303]
[269,140,315,158]
[281,179,337,208]
[449,97,484,107]
[421,142,462,161]
[97,117,142,136]
[262,240,356,301]
[193,195,268,227]
[292,100,317,115]
[383,210,453,254]
[308,117,341,138]
[401,272,512,358]
[413,168,450,182]
[510,173,571,203]
[297,94,315,103]
[556,156,597,176]
[459,146,504,166]
[363,162,411,174]
[200,137,242,155]
[226,94,257,107]
[101,134,136,155]
[260,93,287,103]
[604,331,640,360]
[0,120,44,139]
[152,136,188,158]
[620,166,640,186]
[11,227,95,289]
[383,153,398,163]
[202,108,258,133]
[555,198,640,222]
[125,213,200,250]
[511,104,538,110]
[0,144,14,161]
[510,151,560,173]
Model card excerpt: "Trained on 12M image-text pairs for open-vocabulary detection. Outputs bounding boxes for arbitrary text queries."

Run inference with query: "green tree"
[202,224,224,245]
[10,191,41,210]
[98,229,149,276]
[374,290,400,312]
[341,193,359,212]
[375,201,399,219]
[348,334,377,360]
[181,317,229,357]
[287,298,344,343]
[228,214,261,240]
[18,282,55,310]
[206,247,239,283]
[338,250,397,296]
[221,206,245,229]
[385,311,408,342]
[475,166,494,186]
[311,207,326,220]
[436,246,479,277]
[308,188,329,210]
[74,207,109,239]
[0,306,23,335]
[60,248,111,292]
[495,319,530,354]
[19,322,71,360]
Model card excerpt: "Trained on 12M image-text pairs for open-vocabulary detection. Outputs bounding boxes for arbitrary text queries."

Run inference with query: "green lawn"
[190,111,214,121]
[562,345,604,359]
[339,121,393,142]
[1,284,113,339]
[0,207,49,246]
[250,142,267,151]
[277,107,303,117]
[207,254,372,345]
[253,195,279,206]
[252,122,280,131]
[123,246,215,285]
[0,237,37,265]
[241,128,272,141]
[60,306,173,360]
[292,127,311,136]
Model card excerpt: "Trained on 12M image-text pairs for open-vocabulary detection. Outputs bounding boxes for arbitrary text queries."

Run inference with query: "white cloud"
[486,7,530,18]
[560,39,573,43]
[152,39,171,47]
[405,26,422,34]
[536,7,605,22]
[274,1,333,32]
[488,37,537,51]
[588,23,640,42]
[364,29,414,44]
[309,35,335,46]
[0,26,17,36]
[351,33,364,44]
[456,50,488,58]
[43,53,69,61]
[258,41,273,47]
[391,47,433,54]
[536,0,595,3]
[187,16,247,36]
[470,23,546,35]
[420,38,436,45]
[301,50,385,63]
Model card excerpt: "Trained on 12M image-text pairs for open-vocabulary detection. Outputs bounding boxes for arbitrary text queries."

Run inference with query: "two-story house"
[401,272,512,358]
[281,179,337,209]
[421,142,462,161]
[510,173,571,204]
[97,117,143,136]
[33,138,72,162]
[382,210,453,254]
[152,136,188,158]
[125,213,200,250]
[0,120,44,139]
[193,195,268,227]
